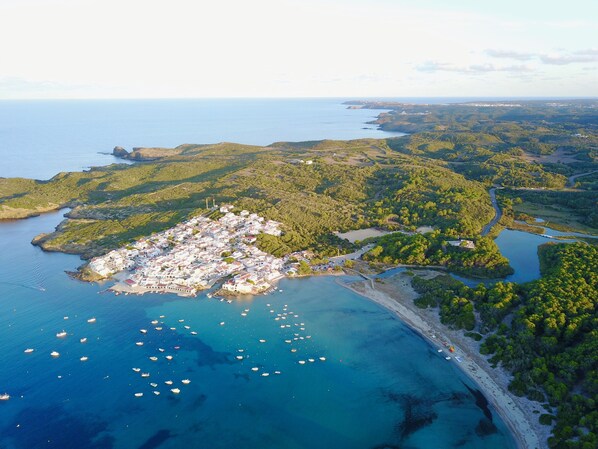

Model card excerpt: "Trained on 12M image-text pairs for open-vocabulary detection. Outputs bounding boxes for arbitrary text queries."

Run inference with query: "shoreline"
[338,272,546,449]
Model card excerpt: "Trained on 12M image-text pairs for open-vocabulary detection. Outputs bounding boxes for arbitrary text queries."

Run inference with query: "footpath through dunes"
[340,271,545,449]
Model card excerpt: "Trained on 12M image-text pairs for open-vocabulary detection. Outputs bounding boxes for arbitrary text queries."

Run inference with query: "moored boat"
[50,351,60,358]
[170,388,180,394]
[56,331,67,338]
[0,393,10,401]
[87,317,96,323]
[24,348,34,353]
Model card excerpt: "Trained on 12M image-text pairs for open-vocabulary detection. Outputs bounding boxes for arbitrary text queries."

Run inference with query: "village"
[88,206,299,296]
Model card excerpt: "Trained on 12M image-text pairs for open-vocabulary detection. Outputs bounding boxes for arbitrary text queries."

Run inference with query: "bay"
[0,210,517,449]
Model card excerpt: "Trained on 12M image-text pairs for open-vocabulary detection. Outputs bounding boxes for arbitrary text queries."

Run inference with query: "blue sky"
[0,0,596,98]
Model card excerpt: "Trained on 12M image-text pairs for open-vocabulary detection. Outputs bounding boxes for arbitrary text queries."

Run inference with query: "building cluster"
[88,209,286,296]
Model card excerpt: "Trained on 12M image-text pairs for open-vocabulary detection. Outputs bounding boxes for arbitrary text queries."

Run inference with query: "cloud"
[417,61,533,74]
[487,48,598,65]
[540,52,598,65]
[485,49,534,61]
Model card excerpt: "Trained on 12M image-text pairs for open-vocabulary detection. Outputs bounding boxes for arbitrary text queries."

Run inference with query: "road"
[481,187,502,236]
[567,170,598,188]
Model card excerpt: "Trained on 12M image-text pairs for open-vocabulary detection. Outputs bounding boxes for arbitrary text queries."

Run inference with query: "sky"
[0,0,596,98]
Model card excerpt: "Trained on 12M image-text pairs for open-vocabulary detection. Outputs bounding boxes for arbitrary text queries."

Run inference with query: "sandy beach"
[340,270,548,449]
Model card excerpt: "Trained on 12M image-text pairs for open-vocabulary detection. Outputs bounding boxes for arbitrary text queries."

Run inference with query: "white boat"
[0,393,10,401]
[261,372,270,377]
[155,327,162,331]
[445,356,451,360]
[24,348,35,353]
[141,373,150,378]
[184,325,190,330]
[251,367,259,371]
[159,315,165,319]
[135,342,144,346]
[284,340,292,344]
[308,358,315,363]
[178,319,184,323]
[153,391,160,396]
[80,356,89,362]
[56,331,67,338]
[170,388,180,394]
[50,351,60,358]
[134,393,143,397]
[150,382,158,387]
[158,348,165,352]
[87,318,96,323]
[219,321,225,326]
[165,380,173,385]
[298,360,306,365]
[80,338,87,343]
[240,313,247,317]
[151,320,159,325]
[149,356,158,361]
[319,357,326,361]
[139,329,147,334]
[290,349,297,353]
[165,355,173,360]
[274,371,281,375]
[259,339,266,343]
[132,367,141,372]
[181,379,191,384]
[236,355,243,360]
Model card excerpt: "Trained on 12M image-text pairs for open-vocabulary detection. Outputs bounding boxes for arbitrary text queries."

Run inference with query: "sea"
[0,99,531,449]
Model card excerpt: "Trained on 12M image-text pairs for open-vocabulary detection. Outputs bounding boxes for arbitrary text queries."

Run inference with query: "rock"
[112,146,129,158]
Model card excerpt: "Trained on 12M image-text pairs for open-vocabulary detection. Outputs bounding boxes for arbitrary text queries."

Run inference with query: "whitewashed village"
[87,205,297,297]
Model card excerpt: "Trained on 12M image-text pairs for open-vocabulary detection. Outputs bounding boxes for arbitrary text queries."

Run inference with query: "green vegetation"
[481,244,598,449]
[411,243,598,447]
[0,137,518,265]
[363,231,513,278]
[499,189,598,232]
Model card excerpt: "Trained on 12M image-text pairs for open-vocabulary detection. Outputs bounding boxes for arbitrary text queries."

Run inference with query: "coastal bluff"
[112,145,184,161]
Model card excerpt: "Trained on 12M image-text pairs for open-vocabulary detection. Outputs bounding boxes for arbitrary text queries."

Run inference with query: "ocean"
[0,98,404,180]
[0,99,520,449]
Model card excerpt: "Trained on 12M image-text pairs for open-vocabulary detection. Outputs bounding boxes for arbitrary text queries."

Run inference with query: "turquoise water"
[0,211,518,449]
[0,99,403,180]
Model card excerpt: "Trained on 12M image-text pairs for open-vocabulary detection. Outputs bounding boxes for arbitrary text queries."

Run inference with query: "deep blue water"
[0,98,404,180]
[0,213,519,449]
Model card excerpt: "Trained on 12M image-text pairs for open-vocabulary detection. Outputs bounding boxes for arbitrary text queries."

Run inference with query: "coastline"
[338,271,546,449]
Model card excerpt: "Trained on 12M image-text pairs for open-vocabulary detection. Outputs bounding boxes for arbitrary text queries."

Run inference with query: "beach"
[340,270,548,449]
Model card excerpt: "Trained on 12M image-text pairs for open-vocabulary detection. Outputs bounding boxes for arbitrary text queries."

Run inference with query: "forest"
[412,243,597,449]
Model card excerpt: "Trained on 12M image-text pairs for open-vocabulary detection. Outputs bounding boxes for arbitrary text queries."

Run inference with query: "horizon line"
[0,95,597,102]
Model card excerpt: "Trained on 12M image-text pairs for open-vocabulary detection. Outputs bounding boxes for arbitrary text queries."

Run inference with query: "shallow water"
[0,211,517,449]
